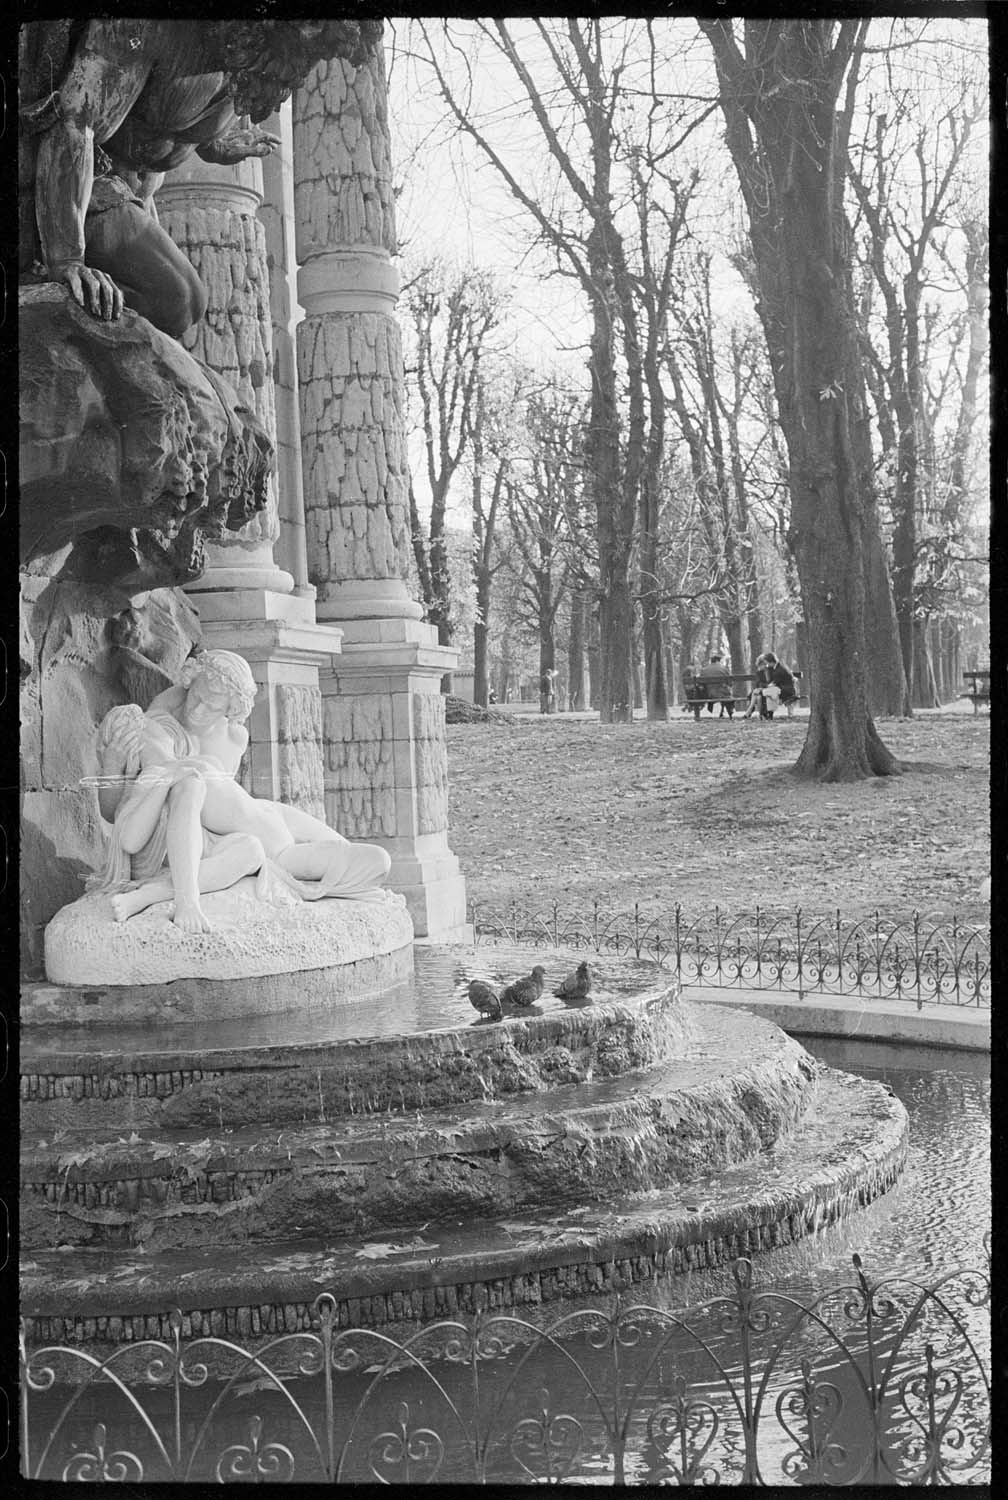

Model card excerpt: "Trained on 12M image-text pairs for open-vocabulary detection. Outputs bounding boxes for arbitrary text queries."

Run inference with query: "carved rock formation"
[19,285,273,592]
[45,885,413,990]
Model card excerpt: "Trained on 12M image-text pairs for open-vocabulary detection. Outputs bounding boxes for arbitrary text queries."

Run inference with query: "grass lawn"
[446,709,990,925]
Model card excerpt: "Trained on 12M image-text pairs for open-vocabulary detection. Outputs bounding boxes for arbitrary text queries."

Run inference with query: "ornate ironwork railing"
[471,902,991,1009]
[20,1247,990,1484]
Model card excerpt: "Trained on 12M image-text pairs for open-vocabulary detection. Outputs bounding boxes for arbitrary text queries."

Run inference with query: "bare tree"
[700,18,901,778]
[470,361,522,708]
[505,381,577,712]
[847,79,985,705]
[415,20,710,722]
[403,259,503,681]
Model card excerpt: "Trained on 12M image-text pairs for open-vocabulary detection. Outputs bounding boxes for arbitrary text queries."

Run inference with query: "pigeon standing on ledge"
[468,980,502,1021]
[501,965,546,1008]
[553,960,592,1000]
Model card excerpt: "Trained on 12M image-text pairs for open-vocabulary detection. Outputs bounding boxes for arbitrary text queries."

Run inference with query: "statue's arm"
[115,760,201,857]
[33,25,149,317]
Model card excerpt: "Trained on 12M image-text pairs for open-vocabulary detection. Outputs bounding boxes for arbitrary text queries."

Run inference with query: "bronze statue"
[19,19,381,335]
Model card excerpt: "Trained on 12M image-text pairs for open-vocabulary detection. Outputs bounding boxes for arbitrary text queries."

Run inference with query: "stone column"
[157,154,292,596]
[259,107,312,598]
[158,150,341,811]
[293,44,468,938]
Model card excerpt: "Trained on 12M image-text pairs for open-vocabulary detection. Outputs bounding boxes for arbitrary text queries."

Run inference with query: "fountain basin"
[19,1066,907,1351]
[20,1007,818,1252]
[19,944,909,1350]
[19,978,687,1131]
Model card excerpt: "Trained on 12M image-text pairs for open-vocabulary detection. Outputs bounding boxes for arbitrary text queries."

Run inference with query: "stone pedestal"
[294,46,467,937]
[324,622,469,937]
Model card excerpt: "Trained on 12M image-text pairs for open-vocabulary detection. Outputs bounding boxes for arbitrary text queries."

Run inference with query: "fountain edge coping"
[683,986,990,1052]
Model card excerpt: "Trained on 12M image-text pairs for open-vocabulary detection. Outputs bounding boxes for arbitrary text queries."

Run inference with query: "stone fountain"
[18,18,907,1361]
[21,932,907,1351]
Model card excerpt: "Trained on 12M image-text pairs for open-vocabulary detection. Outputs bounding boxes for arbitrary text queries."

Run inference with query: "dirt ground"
[446,709,990,924]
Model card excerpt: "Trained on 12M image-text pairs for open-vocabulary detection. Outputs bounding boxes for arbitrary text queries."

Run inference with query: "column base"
[187,588,319,627]
[391,862,469,941]
[316,578,424,623]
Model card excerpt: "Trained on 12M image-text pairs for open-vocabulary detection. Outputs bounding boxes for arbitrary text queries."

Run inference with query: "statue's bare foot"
[171,897,211,933]
[109,892,134,923]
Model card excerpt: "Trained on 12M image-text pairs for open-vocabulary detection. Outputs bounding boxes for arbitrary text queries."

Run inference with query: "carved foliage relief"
[323,696,396,838]
[277,684,326,818]
[412,692,448,836]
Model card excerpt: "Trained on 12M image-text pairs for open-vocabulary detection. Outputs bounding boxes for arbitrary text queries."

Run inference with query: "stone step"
[20,979,685,1131]
[20,1067,908,1351]
[20,1010,818,1252]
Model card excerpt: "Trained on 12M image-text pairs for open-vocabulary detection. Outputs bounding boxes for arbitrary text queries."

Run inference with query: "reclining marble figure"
[89,650,393,932]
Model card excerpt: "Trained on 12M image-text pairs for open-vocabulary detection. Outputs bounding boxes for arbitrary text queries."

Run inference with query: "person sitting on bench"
[699,654,735,719]
[749,651,797,719]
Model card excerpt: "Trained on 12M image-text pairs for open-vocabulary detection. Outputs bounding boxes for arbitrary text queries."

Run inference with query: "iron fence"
[20,1246,990,1484]
[471,902,991,1009]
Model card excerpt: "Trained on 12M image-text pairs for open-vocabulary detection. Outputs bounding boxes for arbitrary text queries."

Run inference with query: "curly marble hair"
[220,19,383,123]
[180,650,257,721]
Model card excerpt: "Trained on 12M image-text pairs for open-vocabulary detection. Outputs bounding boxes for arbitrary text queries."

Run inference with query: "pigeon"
[500,965,546,1008]
[467,980,502,1021]
[553,960,592,1001]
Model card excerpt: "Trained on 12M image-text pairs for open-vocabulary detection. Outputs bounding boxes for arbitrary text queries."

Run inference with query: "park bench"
[959,669,990,714]
[682,672,808,716]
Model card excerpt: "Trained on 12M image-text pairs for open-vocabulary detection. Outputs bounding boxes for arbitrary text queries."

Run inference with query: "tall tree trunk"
[568,589,590,710]
[724,619,746,678]
[723,336,766,672]
[838,218,909,717]
[665,638,679,706]
[640,578,668,720]
[677,605,696,693]
[539,607,556,714]
[499,633,513,704]
[702,18,897,778]
[586,271,633,720]
[587,611,601,710]
[473,565,491,708]
[912,619,940,708]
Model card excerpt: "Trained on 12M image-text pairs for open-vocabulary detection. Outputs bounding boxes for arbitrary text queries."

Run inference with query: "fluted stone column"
[259,107,312,598]
[158,154,292,596]
[293,44,468,938]
[158,151,339,813]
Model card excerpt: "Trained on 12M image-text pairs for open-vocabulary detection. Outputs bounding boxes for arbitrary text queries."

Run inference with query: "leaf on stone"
[233,1374,290,1397]
[149,1143,180,1162]
[56,1150,97,1174]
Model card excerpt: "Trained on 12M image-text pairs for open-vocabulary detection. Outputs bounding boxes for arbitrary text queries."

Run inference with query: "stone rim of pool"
[19,944,908,1352]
